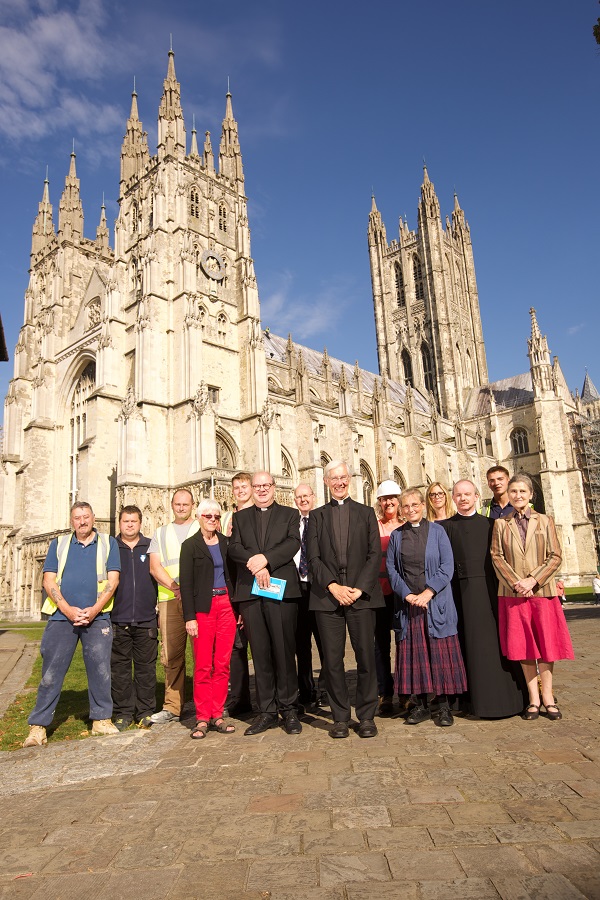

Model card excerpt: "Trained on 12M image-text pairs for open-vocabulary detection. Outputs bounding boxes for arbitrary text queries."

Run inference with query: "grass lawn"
[0,626,194,752]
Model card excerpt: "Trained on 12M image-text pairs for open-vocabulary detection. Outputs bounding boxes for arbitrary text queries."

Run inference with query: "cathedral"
[0,51,596,619]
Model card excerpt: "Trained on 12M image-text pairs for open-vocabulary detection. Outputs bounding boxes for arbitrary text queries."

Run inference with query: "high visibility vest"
[41,531,113,615]
[156,520,200,602]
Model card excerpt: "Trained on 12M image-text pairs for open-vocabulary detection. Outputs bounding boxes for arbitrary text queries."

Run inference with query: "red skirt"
[498,596,575,662]
[394,603,467,696]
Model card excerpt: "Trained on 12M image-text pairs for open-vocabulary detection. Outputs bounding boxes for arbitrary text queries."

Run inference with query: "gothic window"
[421,342,435,394]
[148,197,153,230]
[131,201,139,233]
[208,386,220,404]
[413,255,424,301]
[402,349,414,387]
[393,467,406,490]
[281,448,294,480]
[217,312,227,337]
[466,349,475,385]
[69,361,96,507]
[189,188,200,219]
[511,428,529,456]
[215,430,236,469]
[360,460,375,507]
[321,453,331,503]
[218,201,228,232]
[395,262,405,307]
[198,305,207,328]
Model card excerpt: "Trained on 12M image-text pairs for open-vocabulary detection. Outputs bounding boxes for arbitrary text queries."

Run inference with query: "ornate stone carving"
[98,317,113,349]
[188,381,211,419]
[87,299,102,329]
[119,385,145,421]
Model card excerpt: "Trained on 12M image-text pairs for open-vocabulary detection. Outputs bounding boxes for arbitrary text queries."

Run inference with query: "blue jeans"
[28,617,113,726]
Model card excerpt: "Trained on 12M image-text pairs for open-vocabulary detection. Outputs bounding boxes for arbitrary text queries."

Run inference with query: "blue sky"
[1,0,599,415]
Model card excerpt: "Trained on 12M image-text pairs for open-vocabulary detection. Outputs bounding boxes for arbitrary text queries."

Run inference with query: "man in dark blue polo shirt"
[23,502,121,748]
[481,466,515,520]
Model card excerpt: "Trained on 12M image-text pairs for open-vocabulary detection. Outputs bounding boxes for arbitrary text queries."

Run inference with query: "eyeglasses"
[295,494,313,502]
[401,503,423,511]
[429,492,445,499]
[201,514,221,520]
[329,476,349,484]
[252,483,274,491]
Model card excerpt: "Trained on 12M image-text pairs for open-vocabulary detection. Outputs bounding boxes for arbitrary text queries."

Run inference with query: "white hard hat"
[376,480,402,498]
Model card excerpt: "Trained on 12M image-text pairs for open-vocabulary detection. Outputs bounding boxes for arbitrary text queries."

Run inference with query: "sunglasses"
[201,514,221,521]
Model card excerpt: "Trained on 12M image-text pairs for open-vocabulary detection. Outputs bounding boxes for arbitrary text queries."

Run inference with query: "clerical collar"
[410,521,421,528]
[458,510,478,518]
[330,497,349,506]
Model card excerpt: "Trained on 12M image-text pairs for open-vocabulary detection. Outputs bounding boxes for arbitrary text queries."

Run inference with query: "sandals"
[210,717,235,734]
[542,702,563,720]
[191,721,208,740]
[522,704,540,720]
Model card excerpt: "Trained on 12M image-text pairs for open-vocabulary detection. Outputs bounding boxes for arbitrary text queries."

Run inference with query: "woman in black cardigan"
[180,499,237,739]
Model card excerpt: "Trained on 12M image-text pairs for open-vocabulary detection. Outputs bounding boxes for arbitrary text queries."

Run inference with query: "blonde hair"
[425,482,454,521]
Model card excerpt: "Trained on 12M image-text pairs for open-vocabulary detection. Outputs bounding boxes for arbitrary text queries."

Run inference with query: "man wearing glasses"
[228,471,302,735]
[307,460,384,738]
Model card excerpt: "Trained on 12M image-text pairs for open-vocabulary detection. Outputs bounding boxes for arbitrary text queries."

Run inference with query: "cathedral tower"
[368,167,488,418]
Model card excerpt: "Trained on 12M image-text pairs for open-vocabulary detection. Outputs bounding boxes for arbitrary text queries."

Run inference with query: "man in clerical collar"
[481,466,514,519]
[228,471,302,735]
[441,480,528,719]
[306,460,384,739]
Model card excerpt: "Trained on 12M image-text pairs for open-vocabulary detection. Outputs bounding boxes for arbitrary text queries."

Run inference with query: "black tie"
[299,517,309,578]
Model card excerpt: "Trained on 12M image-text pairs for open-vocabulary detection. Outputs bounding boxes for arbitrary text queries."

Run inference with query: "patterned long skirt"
[394,603,467,696]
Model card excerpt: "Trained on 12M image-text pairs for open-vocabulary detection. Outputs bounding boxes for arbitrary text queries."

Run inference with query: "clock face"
[200,249,225,281]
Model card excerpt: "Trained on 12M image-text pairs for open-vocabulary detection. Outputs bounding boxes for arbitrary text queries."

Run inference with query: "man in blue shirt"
[23,502,121,748]
[480,466,515,520]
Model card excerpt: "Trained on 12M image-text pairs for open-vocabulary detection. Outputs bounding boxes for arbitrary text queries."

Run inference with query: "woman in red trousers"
[180,499,237,739]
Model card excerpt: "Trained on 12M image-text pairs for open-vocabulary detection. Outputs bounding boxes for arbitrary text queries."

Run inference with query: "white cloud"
[0,0,125,141]
[260,270,354,344]
[567,323,584,336]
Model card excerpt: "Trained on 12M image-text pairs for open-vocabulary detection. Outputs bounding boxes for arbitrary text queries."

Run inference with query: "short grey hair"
[70,501,94,516]
[508,473,534,495]
[323,460,351,480]
[197,498,222,517]
[452,479,479,496]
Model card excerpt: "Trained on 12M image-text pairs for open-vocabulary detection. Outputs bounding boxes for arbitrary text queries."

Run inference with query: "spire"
[58,148,83,242]
[189,114,199,157]
[204,130,214,173]
[528,307,553,397]
[218,90,244,186]
[120,84,149,187]
[451,190,467,232]
[31,168,55,256]
[368,192,386,243]
[419,163,440,219]
[581,371,600,404]
[95,196,109,250]
[157,48,186,160]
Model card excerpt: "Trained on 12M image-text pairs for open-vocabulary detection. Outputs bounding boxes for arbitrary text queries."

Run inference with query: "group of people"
[22,462,574,748]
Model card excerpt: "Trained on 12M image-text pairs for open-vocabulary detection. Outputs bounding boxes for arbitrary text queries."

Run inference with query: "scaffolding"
[570,409,600,565]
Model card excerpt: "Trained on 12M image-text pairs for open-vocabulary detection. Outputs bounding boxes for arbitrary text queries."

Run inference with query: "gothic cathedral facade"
[0,52,596,618]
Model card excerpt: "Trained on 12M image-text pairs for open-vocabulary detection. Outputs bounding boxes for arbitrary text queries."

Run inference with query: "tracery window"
[413,255,424,301]
[393,467,406,490]
[402,349,414,387]
[69,362,96,507]
[321,453,331,503]
[395,263,405,307]
[510,428,529,456]
[281,449,294,479]
[421,342,435,394]
[189,188,200,219]
[215,431,236,469]
[218,201,228,232]
[360,461,375,507]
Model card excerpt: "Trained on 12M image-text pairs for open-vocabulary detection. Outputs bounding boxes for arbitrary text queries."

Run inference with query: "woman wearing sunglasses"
[180,499,237,739]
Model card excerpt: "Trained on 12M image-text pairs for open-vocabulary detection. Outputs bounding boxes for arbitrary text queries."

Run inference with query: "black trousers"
[240,598,298,715]
[316,605,378,723]
[227,609,252,709]
[111,621,158,720]
[296,583,325,702]
[374,593,395,697]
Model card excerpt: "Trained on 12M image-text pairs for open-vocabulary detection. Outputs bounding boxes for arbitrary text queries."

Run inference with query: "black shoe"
[225,702,253,718]
[406,704,431,725]
[356,719,378,738]
[329,721,350,739]
[377,695,394,717]
[244,714,279,736]
[437,706,454,727]
[113,716,133,732]
[284,713,302,735]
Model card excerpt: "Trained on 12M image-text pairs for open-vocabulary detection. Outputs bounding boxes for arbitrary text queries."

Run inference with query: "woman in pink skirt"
[491,474,574,721]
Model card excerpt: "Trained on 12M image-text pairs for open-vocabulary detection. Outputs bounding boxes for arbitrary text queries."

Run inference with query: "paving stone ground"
[1,606,599,900]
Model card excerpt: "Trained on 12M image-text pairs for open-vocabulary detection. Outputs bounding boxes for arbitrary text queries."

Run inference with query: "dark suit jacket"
[179,531,235,620]
[228,502,302,601]
[307,498,385,612]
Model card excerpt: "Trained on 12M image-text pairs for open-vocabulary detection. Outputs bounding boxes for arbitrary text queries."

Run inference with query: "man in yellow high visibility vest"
[23,502,121,748]
[149,488,199,723]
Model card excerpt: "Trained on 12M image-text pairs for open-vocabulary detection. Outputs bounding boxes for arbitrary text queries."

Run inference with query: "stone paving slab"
[0,608,599,897]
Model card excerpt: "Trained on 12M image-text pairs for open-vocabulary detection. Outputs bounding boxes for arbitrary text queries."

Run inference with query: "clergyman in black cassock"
[442,507,527,718]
